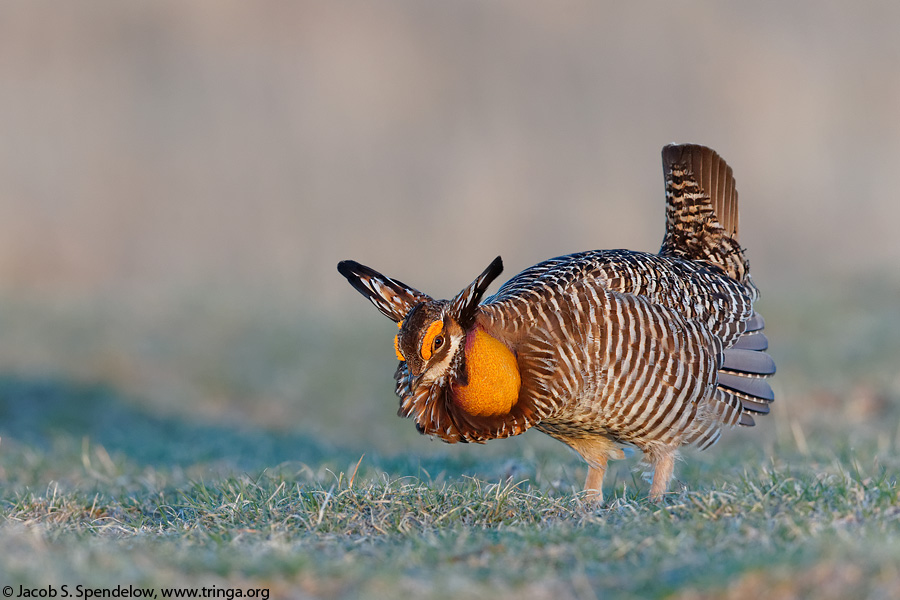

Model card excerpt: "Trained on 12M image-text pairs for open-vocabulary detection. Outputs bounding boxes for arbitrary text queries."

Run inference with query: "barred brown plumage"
[337,144,775,502]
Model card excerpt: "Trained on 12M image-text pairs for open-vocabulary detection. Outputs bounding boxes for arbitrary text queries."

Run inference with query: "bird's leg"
[583,456,608,503]
[649,451,676,502]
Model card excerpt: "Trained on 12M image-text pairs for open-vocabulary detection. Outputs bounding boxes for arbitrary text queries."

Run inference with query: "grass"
[3,450,899,599]
[1,284,899,599]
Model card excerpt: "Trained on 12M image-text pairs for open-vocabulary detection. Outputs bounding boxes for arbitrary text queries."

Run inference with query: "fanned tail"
[659,144,750,283]
[660,145,776,435]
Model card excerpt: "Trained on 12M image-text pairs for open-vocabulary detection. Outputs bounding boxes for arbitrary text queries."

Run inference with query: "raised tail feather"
[659,145,776,430]
[659,144,750,283]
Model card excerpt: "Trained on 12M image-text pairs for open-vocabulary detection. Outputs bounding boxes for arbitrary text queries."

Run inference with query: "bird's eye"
[420,320,444,361]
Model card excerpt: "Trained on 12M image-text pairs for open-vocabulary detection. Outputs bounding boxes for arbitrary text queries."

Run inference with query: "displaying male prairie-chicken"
[338,144,774,501]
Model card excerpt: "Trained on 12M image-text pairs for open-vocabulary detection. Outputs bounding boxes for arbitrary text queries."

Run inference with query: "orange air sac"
[452,328,521,417]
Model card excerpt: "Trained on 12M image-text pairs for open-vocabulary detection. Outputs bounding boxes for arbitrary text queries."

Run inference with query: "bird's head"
[337,257,526,440]
[337,256,502,385]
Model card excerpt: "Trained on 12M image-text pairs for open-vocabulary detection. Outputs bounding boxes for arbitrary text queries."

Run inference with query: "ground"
[0,281,898,599]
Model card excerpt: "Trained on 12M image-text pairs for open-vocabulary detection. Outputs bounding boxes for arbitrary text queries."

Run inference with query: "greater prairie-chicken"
[338,144,774,501]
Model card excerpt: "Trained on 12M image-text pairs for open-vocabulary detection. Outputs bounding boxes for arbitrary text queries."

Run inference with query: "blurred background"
[0,1,898,480]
